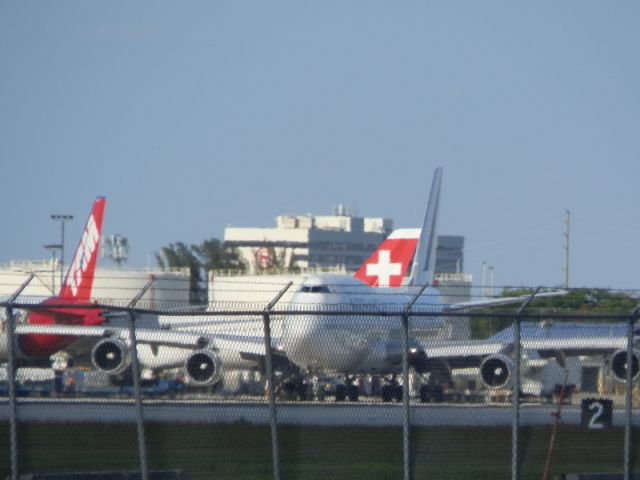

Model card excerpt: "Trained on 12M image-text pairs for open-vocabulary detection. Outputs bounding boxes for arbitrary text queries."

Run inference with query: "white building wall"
[0,261,190,308]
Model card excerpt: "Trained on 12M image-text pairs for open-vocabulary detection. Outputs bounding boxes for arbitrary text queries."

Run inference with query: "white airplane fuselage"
[281,275,445,374]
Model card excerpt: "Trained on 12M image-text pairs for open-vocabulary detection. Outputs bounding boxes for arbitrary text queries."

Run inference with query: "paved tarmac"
[1,397,638,427]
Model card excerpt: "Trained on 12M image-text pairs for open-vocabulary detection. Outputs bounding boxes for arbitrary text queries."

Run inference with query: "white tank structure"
[0,261,190,308]
[208,270,304,307]
[0,260,60,301]
[91,267,190,309]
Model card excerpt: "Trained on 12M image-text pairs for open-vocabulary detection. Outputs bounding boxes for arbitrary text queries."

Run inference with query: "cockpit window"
[299,285,331,293]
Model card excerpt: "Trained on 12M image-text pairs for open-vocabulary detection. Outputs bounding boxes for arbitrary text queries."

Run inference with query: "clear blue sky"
[2,2,639,289]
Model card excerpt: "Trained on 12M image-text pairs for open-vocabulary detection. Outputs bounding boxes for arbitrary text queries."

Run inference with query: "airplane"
[9,171,638,402]
[0,197,107,368]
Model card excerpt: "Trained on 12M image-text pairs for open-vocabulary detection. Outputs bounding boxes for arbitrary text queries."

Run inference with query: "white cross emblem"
[366,250,401,287]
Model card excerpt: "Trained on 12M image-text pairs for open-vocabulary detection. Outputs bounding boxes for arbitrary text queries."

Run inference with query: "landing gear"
[378,372,442,403]
[419,382,444,403]
[381,378,403,402]
[347,384,359,402]
[278,374,364,402]
[281,379,313,401]
[381,384,403,402]
[334,378,360,402]
[297,381,313,401]
[335,384,346,402]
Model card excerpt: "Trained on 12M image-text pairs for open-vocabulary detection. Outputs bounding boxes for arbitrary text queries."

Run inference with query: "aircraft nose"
[281,308,325,367]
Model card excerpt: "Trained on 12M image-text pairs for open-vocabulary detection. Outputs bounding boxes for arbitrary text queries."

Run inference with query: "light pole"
[562,209,570,289]
[50,213,74,288]
[43,243,62,294]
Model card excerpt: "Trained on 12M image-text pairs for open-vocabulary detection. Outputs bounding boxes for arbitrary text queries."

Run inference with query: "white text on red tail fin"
[59,197,106,301]
[408,167,443,287]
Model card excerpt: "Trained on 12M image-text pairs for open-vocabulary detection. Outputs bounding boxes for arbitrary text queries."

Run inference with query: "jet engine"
[610,349,640,383]
[480,354,514,389]
[91,338,132,376]
[184,349,222,386]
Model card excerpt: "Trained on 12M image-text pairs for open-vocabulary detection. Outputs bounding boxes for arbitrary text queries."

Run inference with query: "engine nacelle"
[184,349,222,386]
[480,354,514,389]
[610,349,640,383]
[91,338,132,376]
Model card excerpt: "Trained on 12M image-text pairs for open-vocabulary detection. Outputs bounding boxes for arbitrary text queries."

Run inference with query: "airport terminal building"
[224,206,467,277]
[224,206,393,274]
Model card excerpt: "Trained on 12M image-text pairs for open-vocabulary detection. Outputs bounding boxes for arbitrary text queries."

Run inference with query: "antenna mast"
[102,234,130,267]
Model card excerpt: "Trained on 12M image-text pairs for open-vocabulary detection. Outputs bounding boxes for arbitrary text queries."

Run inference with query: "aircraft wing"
[420,333,628,370]
[521,336,626,357]
[424,336,626,360]
[14,324,269,358]
[444,290,567,312]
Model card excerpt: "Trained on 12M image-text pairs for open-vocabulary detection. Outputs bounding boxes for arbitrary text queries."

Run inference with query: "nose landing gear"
[335,381,359,402]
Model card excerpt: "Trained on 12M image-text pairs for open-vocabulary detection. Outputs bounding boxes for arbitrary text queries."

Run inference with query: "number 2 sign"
[581,398,613,429]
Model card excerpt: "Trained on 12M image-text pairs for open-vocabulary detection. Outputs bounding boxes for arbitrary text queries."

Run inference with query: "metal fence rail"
[2,281,640,480]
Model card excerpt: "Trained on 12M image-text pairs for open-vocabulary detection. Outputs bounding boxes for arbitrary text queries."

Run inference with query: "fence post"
[511,287,541,480]
[624,306,640,480]
[126,278,156,480]
[401,284,428,480]
[4,274,34,480]
[262,282,293,480]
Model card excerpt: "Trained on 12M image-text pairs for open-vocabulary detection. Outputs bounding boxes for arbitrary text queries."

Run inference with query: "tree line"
[471,288,640,339]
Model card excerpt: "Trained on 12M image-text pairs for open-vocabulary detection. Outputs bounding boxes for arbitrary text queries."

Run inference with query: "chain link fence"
[1,273,640,479]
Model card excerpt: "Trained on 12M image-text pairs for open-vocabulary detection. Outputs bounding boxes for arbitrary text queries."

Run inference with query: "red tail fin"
[354,229,420,287]
[59,197,106,301]
[20,197,106,357]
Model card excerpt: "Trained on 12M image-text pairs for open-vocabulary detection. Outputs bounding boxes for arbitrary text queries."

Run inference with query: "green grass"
[0,423,637,479]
